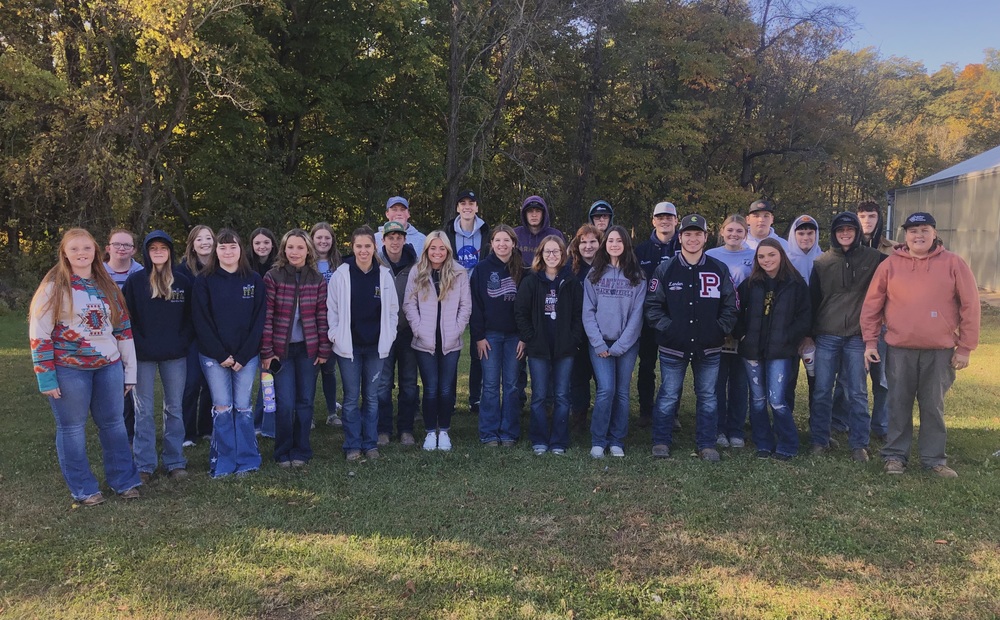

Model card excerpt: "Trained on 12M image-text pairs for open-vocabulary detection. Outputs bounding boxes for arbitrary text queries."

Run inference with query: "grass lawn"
[1,307,999,619]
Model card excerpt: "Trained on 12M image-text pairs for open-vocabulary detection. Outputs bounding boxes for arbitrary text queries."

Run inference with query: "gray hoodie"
[786,214,823,283]
[582,266,646,356]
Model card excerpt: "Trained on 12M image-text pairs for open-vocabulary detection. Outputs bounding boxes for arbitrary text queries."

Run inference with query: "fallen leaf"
[935,540,949,545]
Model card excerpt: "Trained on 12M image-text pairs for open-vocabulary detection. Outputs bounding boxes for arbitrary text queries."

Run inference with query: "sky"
[840,0,1000,71]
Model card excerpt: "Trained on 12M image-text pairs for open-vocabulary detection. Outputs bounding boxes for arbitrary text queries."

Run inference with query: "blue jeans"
[809,334,870,449]
[831,331,889,436]
[338,349,382,452]
[377,334,419,436]
[527,356,573,450]
[416,349,461,431]
[744,358,799,457]
[478,331,522,443]
[716,352,749,439]
[183,343,213,441]
[200,354,261,477]
[319,357,339,417]
[272,342,320,464]
[48,362,140,499]
[253,355,275,438]
[133,357,187,473]
[653,352,720,450]
[590,343,639,449]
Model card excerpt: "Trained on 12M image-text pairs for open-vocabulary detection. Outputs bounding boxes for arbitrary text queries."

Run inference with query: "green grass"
[1,308,999,618]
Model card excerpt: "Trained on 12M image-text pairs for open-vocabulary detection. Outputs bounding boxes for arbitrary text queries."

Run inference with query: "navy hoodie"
[123,231,194,361]
[193,266,266,367]
[470,252,521,341]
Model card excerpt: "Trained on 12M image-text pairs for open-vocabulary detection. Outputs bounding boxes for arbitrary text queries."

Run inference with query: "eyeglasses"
[110,243,134,250]
[542,249,562,256]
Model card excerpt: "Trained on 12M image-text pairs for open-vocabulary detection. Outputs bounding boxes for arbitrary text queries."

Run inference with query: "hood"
[862,209,886,249]
[520,195,552,230]
[787,215,823,261]
[142,230,176,267]
[381,243,418,269]
[453,215,486,239]
[587,200,614,226]
[830,212,862,253]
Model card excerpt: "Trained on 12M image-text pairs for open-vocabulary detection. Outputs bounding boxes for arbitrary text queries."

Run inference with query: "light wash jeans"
[133,358,187,473]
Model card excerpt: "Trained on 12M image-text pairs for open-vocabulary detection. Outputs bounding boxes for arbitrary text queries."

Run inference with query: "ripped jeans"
[337,347,383,453]
[200,354,261,477]
[743,357,799,457]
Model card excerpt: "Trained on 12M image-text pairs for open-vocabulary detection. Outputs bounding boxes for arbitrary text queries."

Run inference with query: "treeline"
[2,0,999,289]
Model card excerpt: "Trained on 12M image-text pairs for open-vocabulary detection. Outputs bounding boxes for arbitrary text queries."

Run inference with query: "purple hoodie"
[514,195,566,261]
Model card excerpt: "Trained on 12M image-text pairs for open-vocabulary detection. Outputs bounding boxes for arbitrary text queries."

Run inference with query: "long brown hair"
[275,228,319,271]
[569,224,602,275]
[589,225,644,286]
[411,230,461,301]
[310,222,342,267]
[206,228,252,277]
[31,228,125,327]
[184,225,216,275]
[531,235,567,272]
[490,224,524,286]
[146,238,176,300]
[748,238,803,284]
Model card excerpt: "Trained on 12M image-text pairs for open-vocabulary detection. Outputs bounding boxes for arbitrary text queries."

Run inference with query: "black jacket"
[513,266,583,360]
[643,253,738,359]
[635,230,679,281]
[736,276,811,360]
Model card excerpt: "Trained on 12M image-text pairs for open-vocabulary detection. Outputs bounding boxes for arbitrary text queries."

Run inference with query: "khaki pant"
[880,346,954,468]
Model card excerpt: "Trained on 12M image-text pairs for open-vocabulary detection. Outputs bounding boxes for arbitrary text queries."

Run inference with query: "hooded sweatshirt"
[744,228,789,252]
[123,230,194,362]
[514,196,565,261]
[192,266,266,367]
[859,209,896,255]
[861,241,980,356]
[469,252,521,341]
[786,215,823,283]
[587,201,615,227]
[444,215,491,272]
[582,265,646,356]
[808,212,883,338]
[104,258,143,289]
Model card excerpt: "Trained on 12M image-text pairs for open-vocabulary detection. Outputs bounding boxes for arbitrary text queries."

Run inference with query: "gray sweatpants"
[880,346,955,468]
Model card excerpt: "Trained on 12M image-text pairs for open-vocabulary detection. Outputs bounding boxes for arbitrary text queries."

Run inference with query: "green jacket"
[809,244,883,338]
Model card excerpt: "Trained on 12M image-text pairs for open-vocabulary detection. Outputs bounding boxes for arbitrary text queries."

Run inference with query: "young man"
[375,196,426,255]
[744,200,790,251]
[587,200,614,233]
[634,201,680,426]
[514,195,565,261]
[376,221,420,446]
[443,189,491,413]
[857,200,896,255]
[862,212,979,478]
[786,214,822,283]
[644,214,738,461]
[803,212,883,462]
[104,228,143,443]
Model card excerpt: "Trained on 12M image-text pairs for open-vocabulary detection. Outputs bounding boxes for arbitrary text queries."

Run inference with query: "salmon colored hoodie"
[861,242,980,356]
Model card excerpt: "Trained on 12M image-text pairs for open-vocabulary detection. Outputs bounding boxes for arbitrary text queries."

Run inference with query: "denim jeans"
[183,343,213,442]
[716,352,749,439]
[48,362,141,499]
[527,355,573,450]
[831,331,888,436]
[377,334,419,436]
[416,349,461,432]
[744,358,799,457]
[272,342,320,464]
[200,354,261,477]
[809,334,869,449]
[478,331,522,443]
[570,345,594,414]
[590,343,639,449]
[653,352,720,450]
[318,357,340,417]
[338,349,382,452]
[133,357,187,473]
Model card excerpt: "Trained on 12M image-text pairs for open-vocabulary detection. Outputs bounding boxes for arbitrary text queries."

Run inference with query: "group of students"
[28,192,980,505]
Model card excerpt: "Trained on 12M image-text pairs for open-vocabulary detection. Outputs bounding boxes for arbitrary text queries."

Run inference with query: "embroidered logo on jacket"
[487,272,517,300]
[242,284,255,299]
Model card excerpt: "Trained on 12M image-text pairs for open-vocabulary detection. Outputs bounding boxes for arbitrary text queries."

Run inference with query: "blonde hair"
[31,228,125,327]
[146,239,176,300]
[184,225,215,275]
[531,235,567,272]
[411,231,460,301]
[717,214,747,245]
[275,228,319,270]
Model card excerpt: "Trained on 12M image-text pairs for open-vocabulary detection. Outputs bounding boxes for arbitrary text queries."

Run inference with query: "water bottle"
[261,371,276,413]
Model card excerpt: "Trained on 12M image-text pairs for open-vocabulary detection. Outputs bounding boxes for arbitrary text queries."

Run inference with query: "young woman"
[247,227,278,437]
[470,225,525,447]
[123,231,193,481]
[327,227,398,461]
[706,214,756,449]
[735,238,811,460]
[192,229,266,477]
[514,235,583,455]
[403,231,472,452]
[29,228,141,505]
[311,222,343,428]
[568,224,602,431]
[262,229,331,467]
[178,225,216,446]
[103,228,144,443]
[582,226,646,458]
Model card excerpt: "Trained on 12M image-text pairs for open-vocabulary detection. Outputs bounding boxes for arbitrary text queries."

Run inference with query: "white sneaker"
[609,446,625,458]
[423,431,437,451]
[532,445,547,455]
[182,440,195,448]
[729,437,745,448]
[590,446,605,459]
[716,433,730,448]
[437,430,452,452]
[550,448,565,455]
